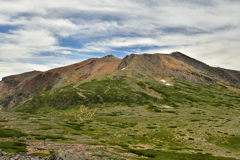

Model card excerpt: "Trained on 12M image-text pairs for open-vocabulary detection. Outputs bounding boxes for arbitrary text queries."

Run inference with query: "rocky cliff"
[171,52,240,86]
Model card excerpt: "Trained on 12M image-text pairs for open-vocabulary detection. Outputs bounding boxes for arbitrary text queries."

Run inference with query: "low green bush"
[0,141,27,153]
[168,126,177,128]
[30,153,52,157]
[0,119,8,122]
[34,135,70,141]
[0,127,26,138]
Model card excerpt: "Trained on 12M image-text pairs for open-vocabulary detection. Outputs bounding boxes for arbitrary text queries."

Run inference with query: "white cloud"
[87,37,159,48]
[2,17,79,37]
[0,29,57,61]
[0,0,239,78]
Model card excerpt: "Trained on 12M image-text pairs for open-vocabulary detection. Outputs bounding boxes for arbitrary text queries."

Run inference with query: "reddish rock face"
[1,52,240,110]
[0,55,121,109]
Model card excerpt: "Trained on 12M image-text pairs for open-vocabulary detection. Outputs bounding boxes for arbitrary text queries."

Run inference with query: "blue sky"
[0,0,240,80]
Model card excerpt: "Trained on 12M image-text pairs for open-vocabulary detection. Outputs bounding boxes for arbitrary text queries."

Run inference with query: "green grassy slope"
[15,78,156,113]
[1,77,239,159]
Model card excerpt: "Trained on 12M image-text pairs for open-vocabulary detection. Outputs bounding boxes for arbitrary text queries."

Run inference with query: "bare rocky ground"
[0,139,138,160]
[26,141,137,159]
[0,148,130,160]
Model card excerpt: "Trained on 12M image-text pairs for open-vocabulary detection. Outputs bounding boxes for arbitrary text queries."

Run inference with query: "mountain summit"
[0,52,240,110]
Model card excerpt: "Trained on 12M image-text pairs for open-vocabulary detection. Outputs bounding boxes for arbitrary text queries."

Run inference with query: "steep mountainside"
[171,52,240,86]
[0,52,240,110]
[0,55,121,109]
[118,53,216,83]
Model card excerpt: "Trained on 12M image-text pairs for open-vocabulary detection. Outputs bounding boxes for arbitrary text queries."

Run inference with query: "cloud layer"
[0,0,240,79]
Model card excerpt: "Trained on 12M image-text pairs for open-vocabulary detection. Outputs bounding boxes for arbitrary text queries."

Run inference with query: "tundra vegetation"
[0,77,240,159]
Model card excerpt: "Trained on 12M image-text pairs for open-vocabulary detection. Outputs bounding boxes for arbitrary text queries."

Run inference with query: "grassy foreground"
[0,78,240,159]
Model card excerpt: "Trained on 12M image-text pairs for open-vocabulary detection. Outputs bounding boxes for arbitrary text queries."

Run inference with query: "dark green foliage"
[146,126,157,129]
[165,111,176,113]
[129,149,159,158]
[0,98,8,105]
[168,126,177,128]
[106,122,137,128]
[190,119,201,122]
[0,95,14,105]
[137,81,147,88]
[38,124,55,130]
[30,153,52,157]
[92,154,107,158]
[105,112,123,116]
[0,119,8,122]
[20,116,29,120]
[64,122,85,130]
[190,112,201,114]
[0,141,27,153]
[45,85,53,91]
[0,127,26,138]
[34,135,69,141]
[17,90,25,97]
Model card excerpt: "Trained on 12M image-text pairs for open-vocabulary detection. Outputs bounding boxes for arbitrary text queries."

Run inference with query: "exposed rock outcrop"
[48,150,83,160]
[0,151,48,160]
[171,52,240,86]
[0,150,108,160]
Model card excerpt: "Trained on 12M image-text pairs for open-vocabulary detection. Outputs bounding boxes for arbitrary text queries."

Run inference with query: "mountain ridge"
[171,52,240,86]
[0,52,240,110]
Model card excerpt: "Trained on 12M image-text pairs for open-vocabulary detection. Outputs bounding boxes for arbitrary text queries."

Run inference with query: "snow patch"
[160,79,171,86]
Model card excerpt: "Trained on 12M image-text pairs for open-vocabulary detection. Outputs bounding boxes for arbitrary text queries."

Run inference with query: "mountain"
[1,52,240,159]
[0,52,240,110]
[0,55,121,109]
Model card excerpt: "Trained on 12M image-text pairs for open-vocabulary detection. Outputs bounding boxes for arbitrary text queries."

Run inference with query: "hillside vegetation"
[1,53,240,159]
[0,76,239,159]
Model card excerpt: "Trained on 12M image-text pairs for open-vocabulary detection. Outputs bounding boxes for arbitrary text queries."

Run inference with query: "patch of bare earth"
[26,141,139,159]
